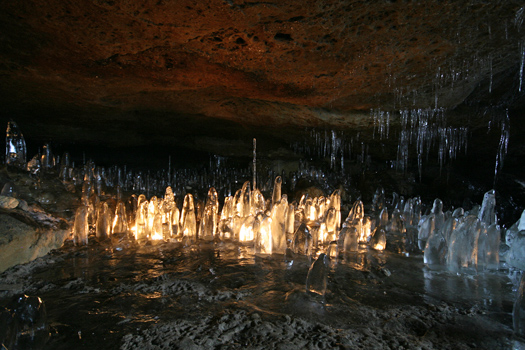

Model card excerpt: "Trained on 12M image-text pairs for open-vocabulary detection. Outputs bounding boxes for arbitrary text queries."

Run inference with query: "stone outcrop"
[0,1,524,154]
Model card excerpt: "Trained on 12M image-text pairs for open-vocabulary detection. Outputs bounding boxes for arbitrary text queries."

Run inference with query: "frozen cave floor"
[0,239,521,350]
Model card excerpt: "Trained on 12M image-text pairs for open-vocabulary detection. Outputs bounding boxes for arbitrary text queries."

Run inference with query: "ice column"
[5,121,27,168]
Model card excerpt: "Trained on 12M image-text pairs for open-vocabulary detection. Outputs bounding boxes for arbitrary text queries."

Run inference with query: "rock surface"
[0,1,524,154]
[0,213,68,272]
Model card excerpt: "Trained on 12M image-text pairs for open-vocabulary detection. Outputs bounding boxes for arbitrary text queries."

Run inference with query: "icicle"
[252,138,257,190]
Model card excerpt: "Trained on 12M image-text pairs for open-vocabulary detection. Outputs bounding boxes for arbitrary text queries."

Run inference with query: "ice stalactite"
[518,42,525,92]
[494,110,510,186]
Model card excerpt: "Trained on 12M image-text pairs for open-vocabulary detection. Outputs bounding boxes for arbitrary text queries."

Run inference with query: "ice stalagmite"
[255,215,272,254]
[161,186,176,239]
[95,202,111,240]
[370,227,386,251]
[5,121,27,168]
[338,225,359,254]
[446,215,482,272]
[200,187,219,241]
[477,189,500,270]
[272,176,282,207]
[250,189,266,216]
[329,190,341,233]
[73,205,89,245]
[146,197,158,237]
[135,199,148,242]
[181,194,197,243]
[112,201,128,235]
[271,195,288,254]
[285,203,295,245]
[239,215,256,243]
[478,189,497,226]
[306,253,330,297]
[41,143,54,169]
[292,223,313,257]
[424,227,447,267]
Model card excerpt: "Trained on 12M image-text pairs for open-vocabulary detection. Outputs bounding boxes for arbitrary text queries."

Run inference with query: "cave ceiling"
[0,0,524,161]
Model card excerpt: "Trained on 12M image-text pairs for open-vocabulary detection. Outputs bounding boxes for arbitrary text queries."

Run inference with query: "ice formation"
[5,121,26,168]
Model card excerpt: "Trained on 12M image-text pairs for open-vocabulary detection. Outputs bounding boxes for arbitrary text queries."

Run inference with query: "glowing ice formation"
[181,194,197,243]
[200,187,219,241]
[5,121,27,168]
[73,205,89,245]
[95,202,111,240]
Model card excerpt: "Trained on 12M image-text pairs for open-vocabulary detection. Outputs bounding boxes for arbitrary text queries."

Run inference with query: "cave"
[1,1,525,349]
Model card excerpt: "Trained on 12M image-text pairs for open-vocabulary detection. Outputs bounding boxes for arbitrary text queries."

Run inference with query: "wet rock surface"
[0,241,519,350]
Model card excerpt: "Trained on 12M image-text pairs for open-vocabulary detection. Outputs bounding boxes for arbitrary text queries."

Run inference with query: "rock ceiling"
[0,0,524,159]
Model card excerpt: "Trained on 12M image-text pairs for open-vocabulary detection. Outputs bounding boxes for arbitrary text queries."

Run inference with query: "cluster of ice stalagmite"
[422,190,500,272]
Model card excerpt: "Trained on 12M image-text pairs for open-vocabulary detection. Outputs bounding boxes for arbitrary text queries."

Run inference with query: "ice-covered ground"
[0,239,521,350]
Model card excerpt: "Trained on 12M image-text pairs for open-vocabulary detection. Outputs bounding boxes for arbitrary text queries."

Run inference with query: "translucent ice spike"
[446,215,482,271]
[306,253,330,297]
[389,209,406,234]
[171,205,181,238]
[255,215,272,254]
[239,215,256,243]
[418,215,435,250]
[506,209,525,247]
[271,196,288,254]
[285,203,295,240]
[347,200,364,222]
[250,188,266,216]
[432,198,445,231]
[478,189,497,226]
[293,223,313,257]
[135,200,148,242]
[482,223,500,270]
[40,143,55,169]
[112,201,128,235]
[73,205,89,245]
[95,202,111,240]
[339,226,359,253]
[146,196,158,236]
[200,187,219,241]
[271,176,282,207]
[379,208,389,229]
[181,194,197,242]
[424,229,446,267]
[372,186,385,212]
[5,121,27,168]
[369,227,386,251]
